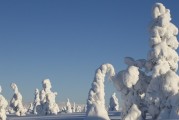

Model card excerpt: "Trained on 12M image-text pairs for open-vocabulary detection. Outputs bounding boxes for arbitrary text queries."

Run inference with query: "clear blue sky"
[0,1,179,105]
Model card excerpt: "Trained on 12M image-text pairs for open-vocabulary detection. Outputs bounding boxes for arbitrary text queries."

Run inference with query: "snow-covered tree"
[0,86,8,120]
[112,57,151,120]
[61,106,67,113]
[37,79,59,115]
[66,98,72,113]
[145,3,179,119]
[83,2,177,120]
[9,83,26,116]
[83,105,87,113]
[33,89,40,114]
[85,64,115,120]
[72,102,76,113]
[108,93,119,111]
[27,103,33,114]
[76,105,82,112]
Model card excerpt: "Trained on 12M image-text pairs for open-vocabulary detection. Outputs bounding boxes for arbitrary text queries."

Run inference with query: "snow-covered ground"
[7,112,121,120]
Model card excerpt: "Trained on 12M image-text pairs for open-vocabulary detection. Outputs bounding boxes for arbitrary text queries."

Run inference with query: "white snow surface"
[7,111,121,120]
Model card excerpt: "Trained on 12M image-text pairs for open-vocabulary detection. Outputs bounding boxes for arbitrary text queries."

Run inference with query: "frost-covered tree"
[27,103,33,114]
[145,3,179,119]
[37,79,59,115]
[66,98,72,113]
[0,86,8,120]
[33,89,40,114]
[61,106,67,113]
[72,102,76,113]
[76,105,82,112]
[112,57,151,120]
[9,83,26,116]
[108,93,119,111]
[85,64,115,120]
[84,3,178,120]
[83,105,87,113]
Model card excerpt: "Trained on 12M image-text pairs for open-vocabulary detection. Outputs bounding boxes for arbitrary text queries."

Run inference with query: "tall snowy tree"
[38,79,59,115]
[85,64,115,120]
[33,89,40,114]
[66,98,72,113]
[9,83,26,116]
[108,93,119,111]
[0,86,8,120]
[145,3,179,119]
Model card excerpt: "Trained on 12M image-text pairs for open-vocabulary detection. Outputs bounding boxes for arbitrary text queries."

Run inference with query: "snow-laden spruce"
[37,79,59,115]
[27,103,34,114]
[108,93,119,111]
[76,105,82,112]
[72,102,76,113]
[145,3,179,119]
[0,86,8,120]
[113,57,151,120]
[32,89,40,114]
[85,64,115,120]
[66,98,72,113]
[9,83,26,116]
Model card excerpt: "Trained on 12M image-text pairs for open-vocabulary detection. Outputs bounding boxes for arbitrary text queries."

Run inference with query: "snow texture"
[85,64,115,120]
[36,79,60,115]
[9,83,26,116]
[0,86,8,120]
[146,3,179,119]
[108,93,119,111]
